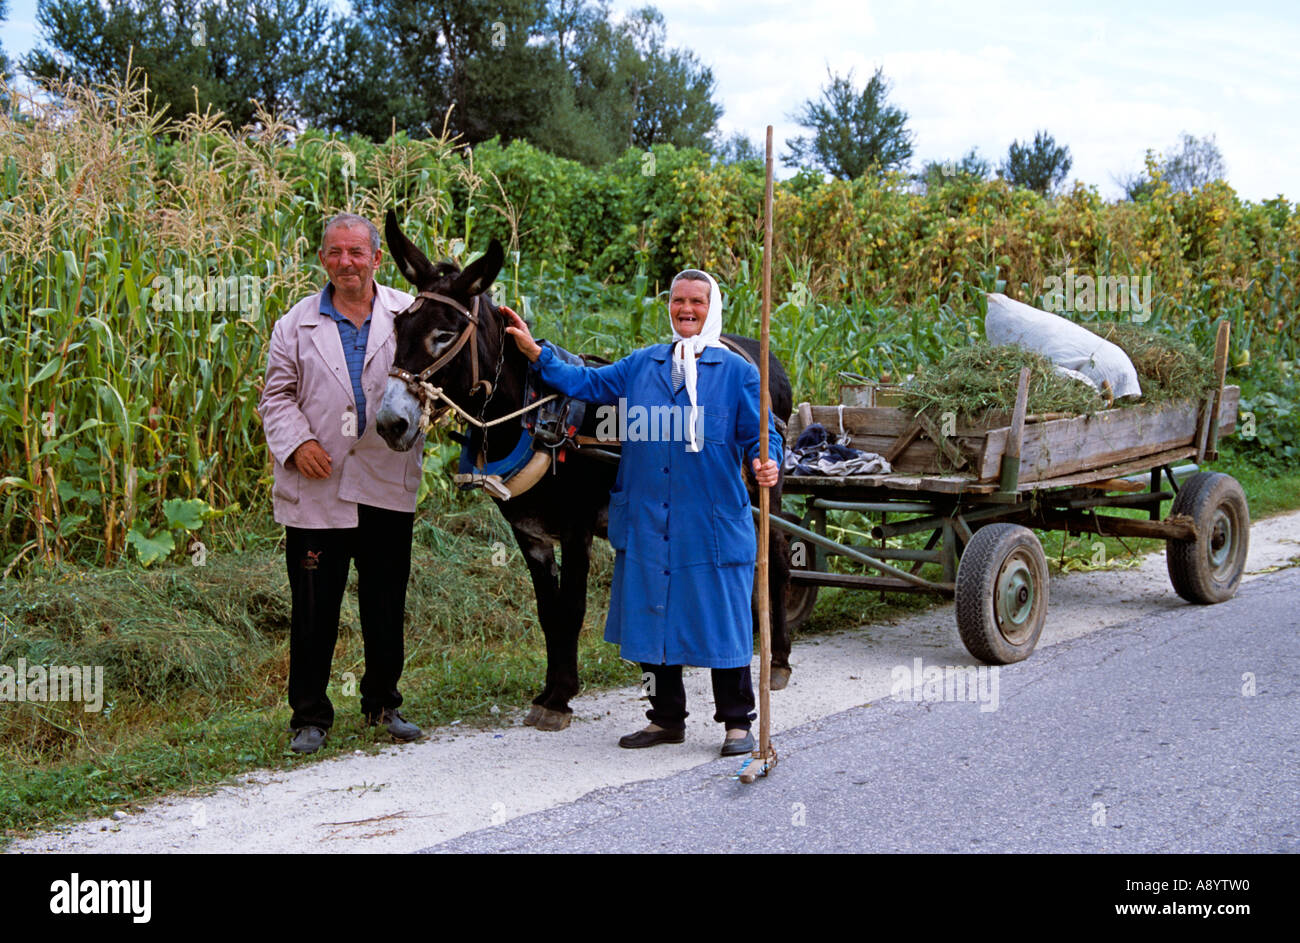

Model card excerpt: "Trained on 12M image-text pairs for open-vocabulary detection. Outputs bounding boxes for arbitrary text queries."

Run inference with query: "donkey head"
[376,209,505,452]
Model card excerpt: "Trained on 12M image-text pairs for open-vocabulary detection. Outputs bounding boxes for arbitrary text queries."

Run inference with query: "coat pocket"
[713,503,756,567]
[272,467,300,505]
[607,491,630,552]
[702,406,730,445]
[404,446,424,493]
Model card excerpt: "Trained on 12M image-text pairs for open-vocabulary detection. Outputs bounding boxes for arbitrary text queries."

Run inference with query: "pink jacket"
[258,282,423,528]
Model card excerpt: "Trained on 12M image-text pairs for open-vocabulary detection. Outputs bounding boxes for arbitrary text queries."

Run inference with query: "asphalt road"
[422,567,1300,853]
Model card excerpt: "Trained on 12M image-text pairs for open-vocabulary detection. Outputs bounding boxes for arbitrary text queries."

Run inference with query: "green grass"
[0,504,636,838]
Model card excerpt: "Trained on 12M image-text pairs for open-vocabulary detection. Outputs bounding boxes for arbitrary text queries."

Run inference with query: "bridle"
[387,289,555,433]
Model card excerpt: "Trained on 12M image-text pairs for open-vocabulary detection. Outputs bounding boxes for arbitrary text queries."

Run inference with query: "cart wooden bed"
[768,325,1249,663]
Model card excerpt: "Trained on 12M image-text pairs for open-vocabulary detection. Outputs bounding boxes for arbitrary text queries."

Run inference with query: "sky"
[4,0,1297,202]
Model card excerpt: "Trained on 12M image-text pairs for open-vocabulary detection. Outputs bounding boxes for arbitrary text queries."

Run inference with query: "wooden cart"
[772,326,1249,664]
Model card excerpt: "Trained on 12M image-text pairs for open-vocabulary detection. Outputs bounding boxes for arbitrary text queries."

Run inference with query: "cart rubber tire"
[781,511,819,631]
[956,523,1049,665]
[1166,472,1250,604]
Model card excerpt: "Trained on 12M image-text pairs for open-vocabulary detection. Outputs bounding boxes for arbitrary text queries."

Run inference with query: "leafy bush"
[1229,362,1300,469]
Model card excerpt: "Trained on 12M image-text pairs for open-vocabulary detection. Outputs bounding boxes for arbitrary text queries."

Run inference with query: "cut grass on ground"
[0,508,633,837]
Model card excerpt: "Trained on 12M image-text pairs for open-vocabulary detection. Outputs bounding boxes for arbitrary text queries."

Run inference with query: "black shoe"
[618,726,685,749]
[369,708,422,742]
[290,725,327,754]
[720,730,755,756]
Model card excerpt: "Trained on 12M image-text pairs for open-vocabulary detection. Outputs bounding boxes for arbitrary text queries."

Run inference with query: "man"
[258,212,425,755]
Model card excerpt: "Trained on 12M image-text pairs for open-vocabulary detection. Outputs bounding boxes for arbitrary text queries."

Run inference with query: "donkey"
[375,210,795,730]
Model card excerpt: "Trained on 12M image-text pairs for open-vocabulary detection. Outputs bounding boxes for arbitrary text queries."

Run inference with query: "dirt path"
[10,511,1299,854]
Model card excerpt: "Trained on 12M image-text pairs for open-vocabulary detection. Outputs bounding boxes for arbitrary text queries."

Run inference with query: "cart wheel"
[1166,472,1250,604]
[956,523,1049,664]
[781,512,819,630]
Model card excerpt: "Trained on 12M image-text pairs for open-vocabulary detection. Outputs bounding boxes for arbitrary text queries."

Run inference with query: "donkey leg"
[768,525,793,690]
[530,531,593,730]
[511,524,563,727]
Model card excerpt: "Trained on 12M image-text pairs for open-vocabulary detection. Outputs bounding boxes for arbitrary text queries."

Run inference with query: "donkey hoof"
[523,705,545,727]
[534,707,572,731]
[771,666,792,691]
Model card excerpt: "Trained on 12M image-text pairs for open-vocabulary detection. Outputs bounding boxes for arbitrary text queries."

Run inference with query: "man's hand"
[290,440,332,479]
[752,458,779,489]
[501,305,542,362]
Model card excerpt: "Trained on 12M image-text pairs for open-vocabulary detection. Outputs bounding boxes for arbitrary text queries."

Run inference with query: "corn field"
[0,73,488,571]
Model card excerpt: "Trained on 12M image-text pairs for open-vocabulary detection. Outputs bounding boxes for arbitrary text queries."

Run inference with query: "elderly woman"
[502,269,781,756]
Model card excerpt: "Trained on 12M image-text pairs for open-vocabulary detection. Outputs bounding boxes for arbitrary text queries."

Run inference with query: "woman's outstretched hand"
[501,305,542,362]
[752,458,779,489]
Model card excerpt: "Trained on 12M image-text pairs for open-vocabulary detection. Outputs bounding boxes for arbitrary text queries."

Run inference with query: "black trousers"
[639,662,756,732]
[286,504,415,730]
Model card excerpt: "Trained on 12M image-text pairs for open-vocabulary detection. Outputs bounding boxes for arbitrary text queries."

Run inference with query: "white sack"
[1052,365,1100,392]
[985,293,1141,400]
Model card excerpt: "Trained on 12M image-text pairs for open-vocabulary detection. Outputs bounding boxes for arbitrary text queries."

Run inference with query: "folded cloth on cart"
[783,422,892,476]
[985,292,1141,400]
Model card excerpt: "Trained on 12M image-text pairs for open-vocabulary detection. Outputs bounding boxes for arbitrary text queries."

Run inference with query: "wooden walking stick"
[738,125,778,784]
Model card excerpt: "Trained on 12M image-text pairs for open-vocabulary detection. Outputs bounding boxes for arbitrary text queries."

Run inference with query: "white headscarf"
[670,270,726,451]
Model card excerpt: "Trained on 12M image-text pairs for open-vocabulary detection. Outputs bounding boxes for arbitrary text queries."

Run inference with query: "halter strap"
[402,292,484,391]
[415,290,475,319]
[389,291,520,433]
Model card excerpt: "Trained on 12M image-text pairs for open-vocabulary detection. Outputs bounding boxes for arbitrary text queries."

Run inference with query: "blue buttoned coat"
[532,342,783,668]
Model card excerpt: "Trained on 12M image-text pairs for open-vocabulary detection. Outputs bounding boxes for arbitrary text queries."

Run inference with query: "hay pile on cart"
[777,320,1248,665]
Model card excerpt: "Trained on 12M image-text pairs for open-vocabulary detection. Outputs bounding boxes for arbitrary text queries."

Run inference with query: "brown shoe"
[618,726,685,748]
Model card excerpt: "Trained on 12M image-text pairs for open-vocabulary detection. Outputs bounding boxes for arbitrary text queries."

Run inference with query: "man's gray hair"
[321,213,381,254]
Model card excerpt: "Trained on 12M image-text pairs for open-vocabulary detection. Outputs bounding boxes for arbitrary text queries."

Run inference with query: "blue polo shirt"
[320,283,373,437]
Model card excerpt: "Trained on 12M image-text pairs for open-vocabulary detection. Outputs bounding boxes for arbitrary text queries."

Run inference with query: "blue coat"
[533,342,783,668]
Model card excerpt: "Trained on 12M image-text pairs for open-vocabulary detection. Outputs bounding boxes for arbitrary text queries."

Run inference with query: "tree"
[783,66,913,179]
[544,0,605,67]
[25,0,333,127]
[23,0,724,162]
[916,147,991,191]
[301,17,425,141]
[206,0,334,122]
[531,3,721,158]
[333,0,560,145]
[999,130,1071,195]
[26,0,214,116]
[0,0,12,81]
[1117,132,1225,198]
[615,6,719,151]
[714,130,763,164]
[314,2,718,161]
[1115,165,1156,201]
[1163,132,1225,192]
[539,1,634,162]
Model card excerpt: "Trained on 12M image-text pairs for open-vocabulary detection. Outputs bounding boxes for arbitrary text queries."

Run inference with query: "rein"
[388,289,557,433]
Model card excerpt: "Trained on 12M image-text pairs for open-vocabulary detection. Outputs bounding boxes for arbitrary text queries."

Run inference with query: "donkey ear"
[385,209,437,289]
[450,239,504,299]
